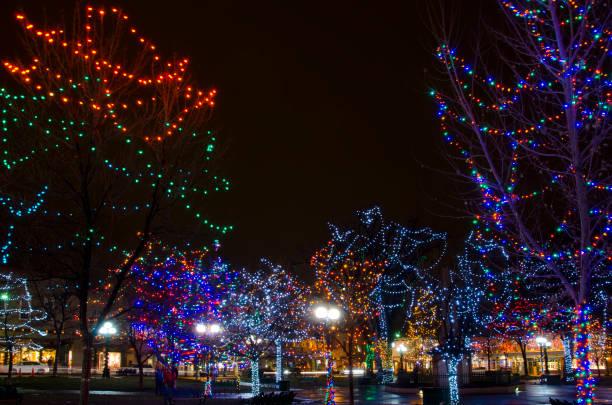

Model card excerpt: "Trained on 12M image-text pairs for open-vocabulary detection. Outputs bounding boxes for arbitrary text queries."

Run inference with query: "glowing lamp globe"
[99,321,117,336]
[315,306,328,319]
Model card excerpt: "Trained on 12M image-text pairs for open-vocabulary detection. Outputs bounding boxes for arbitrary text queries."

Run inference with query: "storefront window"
[98,352,121,369]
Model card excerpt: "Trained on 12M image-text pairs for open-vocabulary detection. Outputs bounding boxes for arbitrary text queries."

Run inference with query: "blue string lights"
[224,261,308,397]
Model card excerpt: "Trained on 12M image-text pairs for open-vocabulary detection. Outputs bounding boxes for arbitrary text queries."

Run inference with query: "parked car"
[0,361,50,374]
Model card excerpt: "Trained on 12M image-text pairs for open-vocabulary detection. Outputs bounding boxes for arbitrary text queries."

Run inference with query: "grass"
[0,376,203,391]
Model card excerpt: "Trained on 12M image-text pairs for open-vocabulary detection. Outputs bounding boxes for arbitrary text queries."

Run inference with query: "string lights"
[224,262,308,396]
[0,273,47,355]
[432,1,611,402]
[326,206,447,383]
[128,243,238,367]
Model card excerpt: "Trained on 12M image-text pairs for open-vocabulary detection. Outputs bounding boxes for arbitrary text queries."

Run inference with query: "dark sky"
[0,0,469,269]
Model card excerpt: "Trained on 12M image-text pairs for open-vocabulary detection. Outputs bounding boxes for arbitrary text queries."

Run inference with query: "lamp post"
[397,343,408,374]
[195,323,221,397]
[314,305,340,405]
[99,321,116,379]
[535,336,551,376]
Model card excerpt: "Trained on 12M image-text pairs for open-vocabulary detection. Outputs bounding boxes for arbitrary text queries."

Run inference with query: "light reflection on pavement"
[295,384,612,404]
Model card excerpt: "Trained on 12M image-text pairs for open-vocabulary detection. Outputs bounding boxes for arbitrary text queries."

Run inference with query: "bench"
[162,387,206,405]
[116,368,137,376]
[248,391,296,405]
[0,386,22,405]
[549,398,576,405]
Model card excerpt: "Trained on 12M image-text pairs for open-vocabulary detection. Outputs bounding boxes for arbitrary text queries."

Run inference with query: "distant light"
[196,323,206,334]
[210,324,221,334]
[328,308,340,320]
[343,368,365,376]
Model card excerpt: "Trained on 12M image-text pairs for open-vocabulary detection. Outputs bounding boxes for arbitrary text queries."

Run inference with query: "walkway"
[296,384,612,404]
[20,383,612,404]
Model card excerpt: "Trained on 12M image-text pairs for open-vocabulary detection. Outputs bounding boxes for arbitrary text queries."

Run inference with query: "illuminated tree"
[489,298,541,376]
[312,242,383,405]
[588,320,607,379]
[327,206,447,382]
[129,244,236,369]
[420,233,515,405]
[257,260,311,384]
[402,289,439,370]
[432,1,611,402]
[0,6,230,403]
[224,263,307,396]
[0,273,47,380]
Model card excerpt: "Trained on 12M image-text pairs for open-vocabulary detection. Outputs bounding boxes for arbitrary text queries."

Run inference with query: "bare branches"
[431,0,611,306]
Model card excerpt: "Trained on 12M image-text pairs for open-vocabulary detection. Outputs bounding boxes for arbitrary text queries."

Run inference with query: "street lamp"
[314,305,341,405]
[396,343,408,374]
[536,336,551,376]
[99,321,116,378]
[195,322,222,396]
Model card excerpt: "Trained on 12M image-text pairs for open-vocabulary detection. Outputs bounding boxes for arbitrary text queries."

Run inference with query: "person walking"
[155,363,164,395]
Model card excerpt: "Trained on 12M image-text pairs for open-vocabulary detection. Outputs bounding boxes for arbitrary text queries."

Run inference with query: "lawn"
[0,376,203,391]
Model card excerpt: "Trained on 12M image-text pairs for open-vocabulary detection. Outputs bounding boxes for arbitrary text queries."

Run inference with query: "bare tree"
[430,1,611,401]
[32,280,77,376]
[0,5,229,404]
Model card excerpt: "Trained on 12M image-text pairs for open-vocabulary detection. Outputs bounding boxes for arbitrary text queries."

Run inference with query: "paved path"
[296,384,612,404]
[20,384,612,404]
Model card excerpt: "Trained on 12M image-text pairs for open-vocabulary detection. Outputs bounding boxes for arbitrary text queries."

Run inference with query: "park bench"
[116,368,137,376]
[246,391,296,405]
[162,387,207,405]
[0,386,22,405]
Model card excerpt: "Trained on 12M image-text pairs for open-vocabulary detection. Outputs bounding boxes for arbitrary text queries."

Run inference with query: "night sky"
[0,0,472,269]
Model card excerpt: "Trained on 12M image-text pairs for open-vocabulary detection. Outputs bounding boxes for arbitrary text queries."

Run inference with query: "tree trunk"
[275,340,282,383]
[324,339,335,405]
[276,340,283,383]
[138,363,144,390]
[79,336,93,405]
[348,332,355,405]
[374,353,383,381]
[134,350,144,390]
[447,357,460,405]
[562,334,574,382]
[517,340,529,377]
[574,305,595,403]
[251,357,260,396]
[7,344,13,381]
[53,335,61,376]
[487,346,491,371]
